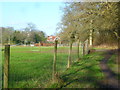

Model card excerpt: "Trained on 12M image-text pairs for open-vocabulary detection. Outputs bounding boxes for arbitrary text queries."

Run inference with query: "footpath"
[98,49,119,88]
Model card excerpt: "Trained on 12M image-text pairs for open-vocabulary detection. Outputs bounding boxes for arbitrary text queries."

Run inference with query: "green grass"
[53,52,105,88]
[2,46,79,88]
[2,46,110,88]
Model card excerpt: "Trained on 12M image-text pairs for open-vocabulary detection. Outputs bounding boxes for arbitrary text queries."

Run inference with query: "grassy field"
[2,46,118,88]
[2,46,79,88]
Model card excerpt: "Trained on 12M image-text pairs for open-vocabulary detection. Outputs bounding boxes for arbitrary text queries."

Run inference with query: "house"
[47,35,60,42]
[33,36,61,46]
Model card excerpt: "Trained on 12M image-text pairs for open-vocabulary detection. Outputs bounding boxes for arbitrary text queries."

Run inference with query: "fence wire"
[2,42,85,88]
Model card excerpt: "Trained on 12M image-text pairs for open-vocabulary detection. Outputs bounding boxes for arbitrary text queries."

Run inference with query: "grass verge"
[49,52,105,88]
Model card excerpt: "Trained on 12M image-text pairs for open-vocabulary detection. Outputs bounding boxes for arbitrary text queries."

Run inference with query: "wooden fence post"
[4,45,10,88]
[53,39,58,82]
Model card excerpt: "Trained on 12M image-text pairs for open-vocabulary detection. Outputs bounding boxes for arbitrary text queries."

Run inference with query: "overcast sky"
[0,2,65,35]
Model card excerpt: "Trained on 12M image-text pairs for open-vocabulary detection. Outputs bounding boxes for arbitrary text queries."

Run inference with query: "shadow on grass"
[60,70,118,88]
[60,66,103,88]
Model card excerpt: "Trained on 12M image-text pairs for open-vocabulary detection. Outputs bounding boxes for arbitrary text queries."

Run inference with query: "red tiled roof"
[47,36,56,42]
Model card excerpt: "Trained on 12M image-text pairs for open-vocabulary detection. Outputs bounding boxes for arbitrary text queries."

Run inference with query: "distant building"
[47,35,60,42]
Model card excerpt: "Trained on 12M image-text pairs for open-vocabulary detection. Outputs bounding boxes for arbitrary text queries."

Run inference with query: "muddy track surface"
[98,49,120,89]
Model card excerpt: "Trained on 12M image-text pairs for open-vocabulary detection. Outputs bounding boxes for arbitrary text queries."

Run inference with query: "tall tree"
[59,2,119,46]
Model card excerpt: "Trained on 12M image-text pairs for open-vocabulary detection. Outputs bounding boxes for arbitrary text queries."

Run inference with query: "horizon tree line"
[0,23,47,45]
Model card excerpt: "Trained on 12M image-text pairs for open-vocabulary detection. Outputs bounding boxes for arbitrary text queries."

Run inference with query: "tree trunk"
[82,42,85,56]
[118,38,120,64]
[67,41,72,69]
[53,40,57,82]
[8,36,10,45]
[89,29,93,47]
[89,19,93,47]
[77,39,80,61]
[85,39,89,55]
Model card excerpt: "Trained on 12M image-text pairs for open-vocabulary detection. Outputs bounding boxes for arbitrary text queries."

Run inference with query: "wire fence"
[1,40,89,88]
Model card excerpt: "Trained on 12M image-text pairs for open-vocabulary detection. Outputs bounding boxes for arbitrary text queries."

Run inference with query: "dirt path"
[98,49,119,88]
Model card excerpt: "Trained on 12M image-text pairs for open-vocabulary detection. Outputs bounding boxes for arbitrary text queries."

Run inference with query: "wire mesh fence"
[1,41,86,88]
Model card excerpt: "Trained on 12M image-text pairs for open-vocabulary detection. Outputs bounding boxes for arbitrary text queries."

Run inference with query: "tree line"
[58,2,120,46]
[56,2,120,69]
[52,2,120,83]
[0,23,46,45]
